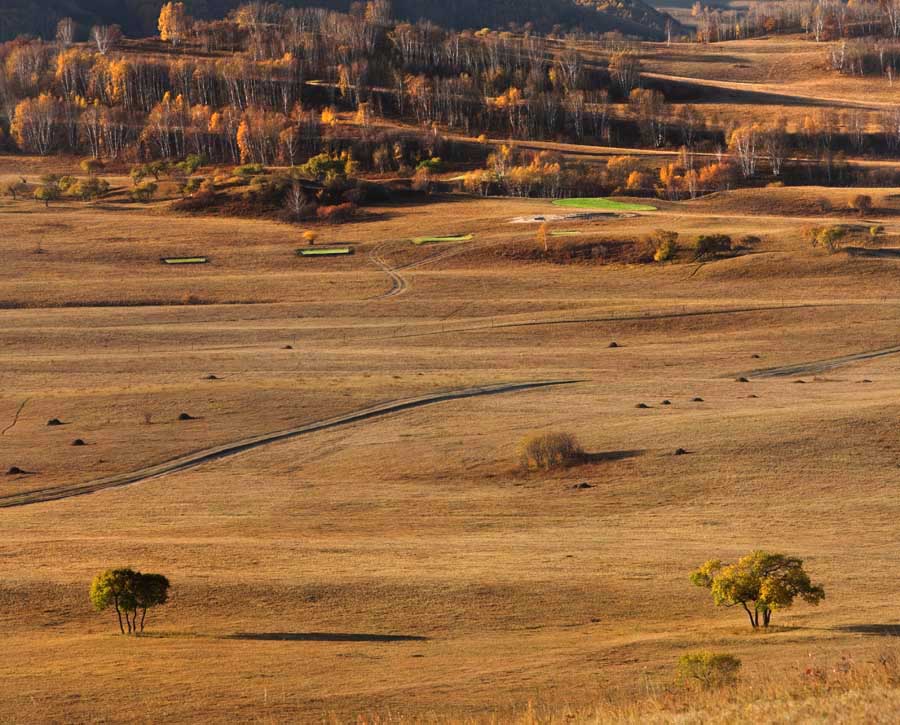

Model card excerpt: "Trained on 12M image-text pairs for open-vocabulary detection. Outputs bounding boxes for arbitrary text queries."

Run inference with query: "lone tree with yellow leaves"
[691,551,824,629]
[90,568,171,635]
[158,2,190,45]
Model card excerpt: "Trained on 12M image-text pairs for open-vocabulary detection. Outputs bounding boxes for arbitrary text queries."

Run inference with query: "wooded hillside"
[0,0,676,42]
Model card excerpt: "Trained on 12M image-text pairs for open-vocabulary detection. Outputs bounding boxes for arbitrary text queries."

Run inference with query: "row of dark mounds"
[5,411,203,477]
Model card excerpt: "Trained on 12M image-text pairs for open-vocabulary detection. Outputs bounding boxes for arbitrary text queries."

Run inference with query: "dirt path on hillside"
[368,242,474,299]
[368,243,408,298]
[744,345,900,378]
[387,303,839,340]
[0,380,579,509]
[642,71,899,111]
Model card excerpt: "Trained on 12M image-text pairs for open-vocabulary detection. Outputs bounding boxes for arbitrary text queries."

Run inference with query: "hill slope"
[0,0,676,42]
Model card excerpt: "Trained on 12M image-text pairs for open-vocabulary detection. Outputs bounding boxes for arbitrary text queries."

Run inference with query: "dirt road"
[0,380,580,509]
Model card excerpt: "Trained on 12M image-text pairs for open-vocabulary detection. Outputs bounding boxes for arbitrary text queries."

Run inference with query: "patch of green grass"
[552,198,657,212]
[411,234,473,245]
[297,247,353,256]
[161,257,208,265]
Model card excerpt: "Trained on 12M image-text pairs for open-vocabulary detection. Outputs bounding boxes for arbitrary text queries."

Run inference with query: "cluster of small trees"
[462,146,581,198]
[90,568,170,635]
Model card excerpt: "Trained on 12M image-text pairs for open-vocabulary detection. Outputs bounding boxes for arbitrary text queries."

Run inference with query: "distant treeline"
[0,0,673,42]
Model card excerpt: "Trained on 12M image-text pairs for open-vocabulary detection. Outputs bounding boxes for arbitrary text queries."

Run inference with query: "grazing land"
[2,153,900,722]
[4,2,900,721]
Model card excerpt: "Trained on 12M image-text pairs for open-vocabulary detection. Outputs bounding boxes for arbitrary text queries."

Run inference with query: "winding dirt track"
[0,380,580,510]
[386,303,840,340]
[368,242,473,299]
[744,345,900,378]
[368,243,409,299]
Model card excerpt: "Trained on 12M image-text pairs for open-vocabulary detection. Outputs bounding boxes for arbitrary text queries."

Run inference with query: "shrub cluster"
[519,432,585,471]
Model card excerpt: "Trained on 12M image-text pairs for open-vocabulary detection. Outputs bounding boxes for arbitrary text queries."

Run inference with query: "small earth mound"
[6,466,25,475]
[283,345,294,350]
[71,439,86,446]
[860,379,873,383]
[794,380,806,384]
[751,354,761,359]
[661,400,672,405]
[674,448,688,456]
[692,397,704,402]
[205,374,220,380]
[736,377,750,383]
[748,394,759,399]
[46,418,63,426]
[608,342,619,348]
[635,403,650,409]
[572,482,593,489]
[178,413,195,421]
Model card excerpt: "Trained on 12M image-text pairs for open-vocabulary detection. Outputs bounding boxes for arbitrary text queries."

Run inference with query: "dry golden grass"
[2,84,900,723]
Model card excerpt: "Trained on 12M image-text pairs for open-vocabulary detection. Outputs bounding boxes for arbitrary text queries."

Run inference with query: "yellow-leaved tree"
[691,551,824,629]
[158,2,189,45]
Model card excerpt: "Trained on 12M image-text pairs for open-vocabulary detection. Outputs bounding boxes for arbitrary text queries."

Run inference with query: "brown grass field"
[3,36,900,724]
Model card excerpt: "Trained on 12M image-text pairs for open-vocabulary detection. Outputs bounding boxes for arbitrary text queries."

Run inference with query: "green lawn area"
[411,234,473,245]
[297,247,353,256]
[552,198,657,212]
[161,257,208,264]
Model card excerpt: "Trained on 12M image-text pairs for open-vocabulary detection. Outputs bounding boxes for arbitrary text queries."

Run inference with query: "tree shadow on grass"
[833,624,900,637]
[583,449,644,463]
[225,632,429,642]
[844,247,900,259]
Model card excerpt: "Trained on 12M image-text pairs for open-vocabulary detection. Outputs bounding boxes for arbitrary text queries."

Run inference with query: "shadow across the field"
[834,624,900,637]
[844,247,900,259]
[583,449,645,463]
[226,632,429,642]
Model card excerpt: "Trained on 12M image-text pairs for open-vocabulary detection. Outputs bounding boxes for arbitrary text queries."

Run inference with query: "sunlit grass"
[552,198,657,211]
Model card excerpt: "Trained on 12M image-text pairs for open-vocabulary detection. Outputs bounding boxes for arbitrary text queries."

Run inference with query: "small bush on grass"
[316,202,356,223]
[814,197,832,213]
[519,432,585,471]
[676,651,741,689]
[2,180,26,199]
[849,194,872,217]
[131,181,157,203]
[810,225,846,253]
[695,234,731,260]
[34,182,61,207]
[650,229,679,262]
[68,177,110,200]
[58,175,77,193]
[234,163,266,179]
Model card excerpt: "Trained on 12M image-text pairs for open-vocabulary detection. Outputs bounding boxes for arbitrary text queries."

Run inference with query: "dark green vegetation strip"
[411,235,473,245]
[162,257,208,264]
[298,247,353,256]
